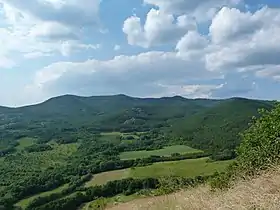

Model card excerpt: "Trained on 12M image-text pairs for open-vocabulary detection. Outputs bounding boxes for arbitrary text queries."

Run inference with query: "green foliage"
[25,144,53,153]
[170,98,273,156]
[129,158,233,179]
[0,95,275,208]
[237,103,280,173]
[211,102,280,189]
[120,145,202,160]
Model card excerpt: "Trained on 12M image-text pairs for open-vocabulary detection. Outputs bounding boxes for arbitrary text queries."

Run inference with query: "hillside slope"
[169,98,273,158]
[0,95,274,154]
[107,167,280,210]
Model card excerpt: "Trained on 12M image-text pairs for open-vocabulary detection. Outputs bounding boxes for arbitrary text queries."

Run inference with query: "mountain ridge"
[0,93,268,109]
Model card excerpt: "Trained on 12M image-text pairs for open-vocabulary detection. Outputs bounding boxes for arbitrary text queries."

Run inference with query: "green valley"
[0,94,274,210]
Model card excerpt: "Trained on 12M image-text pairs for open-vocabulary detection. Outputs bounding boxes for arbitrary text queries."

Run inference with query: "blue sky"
[0,0,280,106]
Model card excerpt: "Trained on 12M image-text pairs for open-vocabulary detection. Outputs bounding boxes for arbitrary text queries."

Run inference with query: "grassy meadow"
[16,137,36,150]
[85,169,131,187]
[85,158,233,187]
[130,158,233,178]
[120,145,202,160]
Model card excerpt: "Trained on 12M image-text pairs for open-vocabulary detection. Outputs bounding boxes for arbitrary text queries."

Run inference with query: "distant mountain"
[0,94,274,154]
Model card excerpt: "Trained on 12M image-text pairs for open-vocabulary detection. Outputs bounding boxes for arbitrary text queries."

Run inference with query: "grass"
[16,137,36,150]
[85,158,233,187]
[120,145,202,160]
[107,167,280,210]
[15,184,69,209]
[130,158,233,178]
[82,194,143,210]
[99,132,122,143]
[85,169,130,187]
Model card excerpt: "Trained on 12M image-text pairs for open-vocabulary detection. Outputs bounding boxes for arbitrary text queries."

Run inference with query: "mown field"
[120,145,202,160]
[130,158,233,178]
[85,169,131,187]
[85,158,233,187]
[16,137,36,150]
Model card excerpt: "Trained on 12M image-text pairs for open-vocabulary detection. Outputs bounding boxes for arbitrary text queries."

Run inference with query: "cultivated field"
[120,145,202,160]
[16,137,36,150]
[85,169,131,187]
[85,158,233,187]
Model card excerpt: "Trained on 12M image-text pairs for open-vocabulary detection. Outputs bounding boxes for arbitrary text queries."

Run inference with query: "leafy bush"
[237,103,280,174]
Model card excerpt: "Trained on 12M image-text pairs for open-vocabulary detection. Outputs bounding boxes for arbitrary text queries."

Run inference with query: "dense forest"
[0,94,274,209]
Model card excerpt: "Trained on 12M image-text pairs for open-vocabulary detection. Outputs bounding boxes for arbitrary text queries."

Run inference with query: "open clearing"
[16,137,36,150]
[130,158,233,178]
[85,158,233,187]
[85,169,131,187]
[120,145,202,160]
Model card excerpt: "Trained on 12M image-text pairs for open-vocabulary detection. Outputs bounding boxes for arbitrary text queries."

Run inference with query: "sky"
[0,0,280,107]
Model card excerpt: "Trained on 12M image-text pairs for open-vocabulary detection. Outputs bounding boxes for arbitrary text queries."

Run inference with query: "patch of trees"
[25,144,53,153]
[25,174,92,210]
[0,147,16,157]
[26,175,211,210]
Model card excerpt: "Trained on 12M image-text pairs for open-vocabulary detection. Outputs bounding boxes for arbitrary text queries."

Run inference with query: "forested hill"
[0,94,274,156]
[0,94,273,136]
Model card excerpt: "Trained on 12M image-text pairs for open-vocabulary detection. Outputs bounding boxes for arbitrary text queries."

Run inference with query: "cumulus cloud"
[2,1,280,106]
[144,0,242,19]
[0,0,101,65]
[26,51,223,103]
[206,7,280,72]
[176,31,209,55]
[123,0,243,48]
[123,9,196,48]
[0,0,101,27]
[24,5,280,104]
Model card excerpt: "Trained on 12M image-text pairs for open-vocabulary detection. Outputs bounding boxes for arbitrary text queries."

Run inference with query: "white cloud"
[26,51,222,103]
[0,0,101,27]
[123,0,242,48]
[123,9,196,48]
[23,51,54,59]
[114,45,121,51]
[29,21,77,40]
[60,41,101,56]
[24,5,280,104]
[155,83,225,98]
[143,0,242,21]
[210,7,260,44]
[206,7,280,72]
[176,31,209,52]
[255,65,280,81]
[0,0,101,65]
